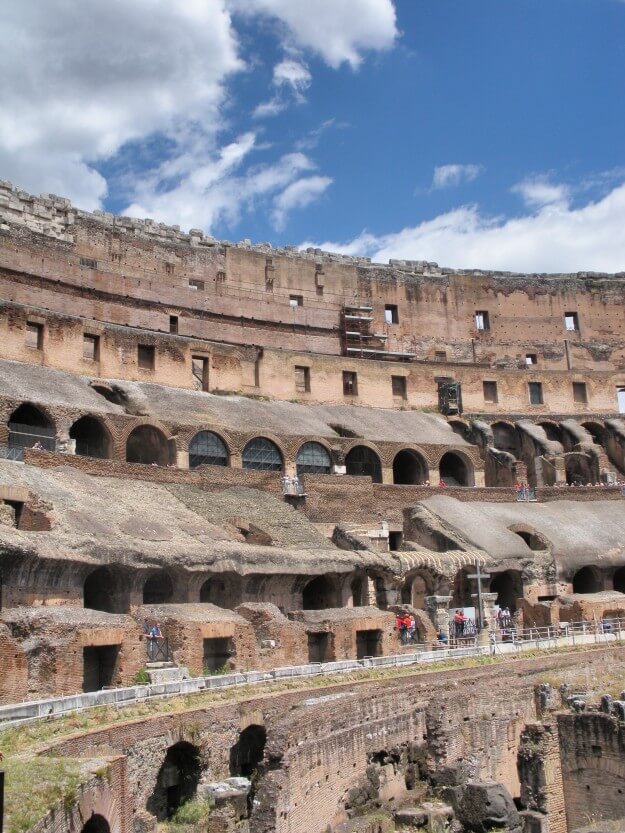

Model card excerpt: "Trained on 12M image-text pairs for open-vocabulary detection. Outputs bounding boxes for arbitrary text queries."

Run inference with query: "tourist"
[453,608,466,638]
[32,441,44,451]
[292,474,300,494]
[437,630,448,645]
[439,479,447,488]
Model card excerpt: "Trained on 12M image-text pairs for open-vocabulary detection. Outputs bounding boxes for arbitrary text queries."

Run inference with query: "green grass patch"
[4,757,82,833]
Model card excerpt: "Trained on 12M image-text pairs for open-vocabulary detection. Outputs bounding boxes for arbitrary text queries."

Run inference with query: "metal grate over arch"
[189,431,228,468]
[242,437,283,471]
[296,442,331,475]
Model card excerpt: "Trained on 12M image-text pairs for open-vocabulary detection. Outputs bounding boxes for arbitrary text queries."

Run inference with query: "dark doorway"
[572,566,602,594]
[345,445,382,483]
[512,530,546,552]
[307,632,333,663]
[401,574,428,609]
[389,531,403,550]
[83,645,119,692]
[199,574,242,609]
[351,576,365,607]
[81,815,111,833]
[84,566,129,613]
[229,725,267,778]
[490,571,522,613]
[126,425,170,465]
[143,571,174,604]
[8,403,56,450]
[614,567,625,593]
[70,416,111,459]
[302,575,338,609]
[356,629,382,659]
[203,637,234,673]
[148,741,202,820]
[439,452,471,486]
[392,450,427,485]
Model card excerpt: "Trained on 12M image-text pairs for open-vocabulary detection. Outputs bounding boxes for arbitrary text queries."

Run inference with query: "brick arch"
[71,777,123,833]
[69,413,115,459]
[341,438,383,458]
[563,754,625,779]
[239,430,287,457]
[392,446,430,485]
[116,418,178,465]
[7,399,57,431]
[176,425,235,455]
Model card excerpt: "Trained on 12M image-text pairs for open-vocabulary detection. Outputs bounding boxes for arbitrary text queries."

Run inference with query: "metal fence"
[7,422,56,451]
[0,444,24,462]
[146,638,169,663]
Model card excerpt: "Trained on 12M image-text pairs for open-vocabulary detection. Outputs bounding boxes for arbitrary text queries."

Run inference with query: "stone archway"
[70,416,112,459]
[84,566,130,614]
[143,571,175,604]
[302,575,340,609]
[439,451,473,486]
[126,425,171,466]
[345,445,382,483]
[230,725,267,778]
[147,741,202,820]
[81,816,111,833]
[199,574,242,609]
[572,566,602,594]
[393,449,428,485]
[490,570,523,613]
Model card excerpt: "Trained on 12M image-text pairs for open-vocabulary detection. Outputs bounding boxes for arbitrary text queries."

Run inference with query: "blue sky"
[3,0,625,271]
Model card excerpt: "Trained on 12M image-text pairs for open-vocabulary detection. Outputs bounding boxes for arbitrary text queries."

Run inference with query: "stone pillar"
[517,721,567,833]
[425,595,452,638]
[553,457,566,485]
[176,450,189,470]
[474,468,486,487]
[381,466,394,484]
[472,591,498,631]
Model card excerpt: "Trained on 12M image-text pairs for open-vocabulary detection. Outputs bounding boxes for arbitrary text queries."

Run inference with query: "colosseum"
[2,181,625,833]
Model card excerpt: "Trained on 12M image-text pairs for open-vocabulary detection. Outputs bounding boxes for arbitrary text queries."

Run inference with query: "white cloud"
[126,145,318,231]
[512,177,570,208]
[432,164,482,190]
[253,58,311,119]
[272,175,333,229]
[0,0,242,209]
[301,182,625,273]
[229,0,397,68]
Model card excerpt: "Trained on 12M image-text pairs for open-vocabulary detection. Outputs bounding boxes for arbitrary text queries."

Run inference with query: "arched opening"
[613,567,625,593]
[242,437,283,471]
[199,574,242,609]
[510,527,548,552]
[565,453,595,485]
[296,442,331,475]
[69,416,111,459]
[143,571,174,604]
[572,566,602,594]
[490,571,523,613]
[393,449,428,485]
[188,431,228,468]
[8,403,56,450]
[538,421,563,444]
[345,445,382,483]
[81,816,111,833]
[126,425,170,466]
[229,725,267,778]
[401,574,428,610]
[84,566,129,613]
[302,575,339,609]
[582,422,606,446]
[449,421,472,443]
[491,422,521,458]
[148,741,202,820]
[439,452,472,486]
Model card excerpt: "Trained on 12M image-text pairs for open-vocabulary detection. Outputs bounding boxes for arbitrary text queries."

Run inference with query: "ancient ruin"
[3,181,625,832]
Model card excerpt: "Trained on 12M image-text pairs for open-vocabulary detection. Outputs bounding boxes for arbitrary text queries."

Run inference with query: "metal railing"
[515,486,536,502]
[8,422,56,451]
[146,638,169,663]
[0,616,623,730]
[0,445,24,462]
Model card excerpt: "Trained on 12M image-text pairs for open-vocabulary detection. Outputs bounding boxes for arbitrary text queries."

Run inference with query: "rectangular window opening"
[475,310,490,331]
[83,333,100,361]
[565,312,579,331]
[392,375,407,399]
[573,381,588,404]
[525,354,537,365]
[137,344,155,370]
[356,629,382,659]
[343,371,358,396]
[289,294,303,307]
[295,365,311,393]
[79,257,97,269]
[202,637,234,673]
[435,351,447,362]
[529,382,544,406]
[165,262,174,275]
[483,380,498,403]
[188,278,205,291]
[384,304,399,324]
[25,322,43,350]
[169,315,179,334]
[307,632,333,663]
[192,355,209,392]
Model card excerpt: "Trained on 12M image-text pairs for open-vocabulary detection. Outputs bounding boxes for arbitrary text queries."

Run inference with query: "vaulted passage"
[572,566,602,594]
[84,566,129,613]
[492,422,521,458]
[69,415,111,458]
[8,403,55,450]
[143,571,174,604]
[401,574,428,609]
[439,452,471,486]
[302,575,339,609]
[81,815,111,833]
[230,725,267,778]
[148,741,202,820]
[199,574,242,609]
[393,449,428,485]
[126,425,170,466]
[345,445,382,483]
[490,570,523,613]
[614,567,625,593]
